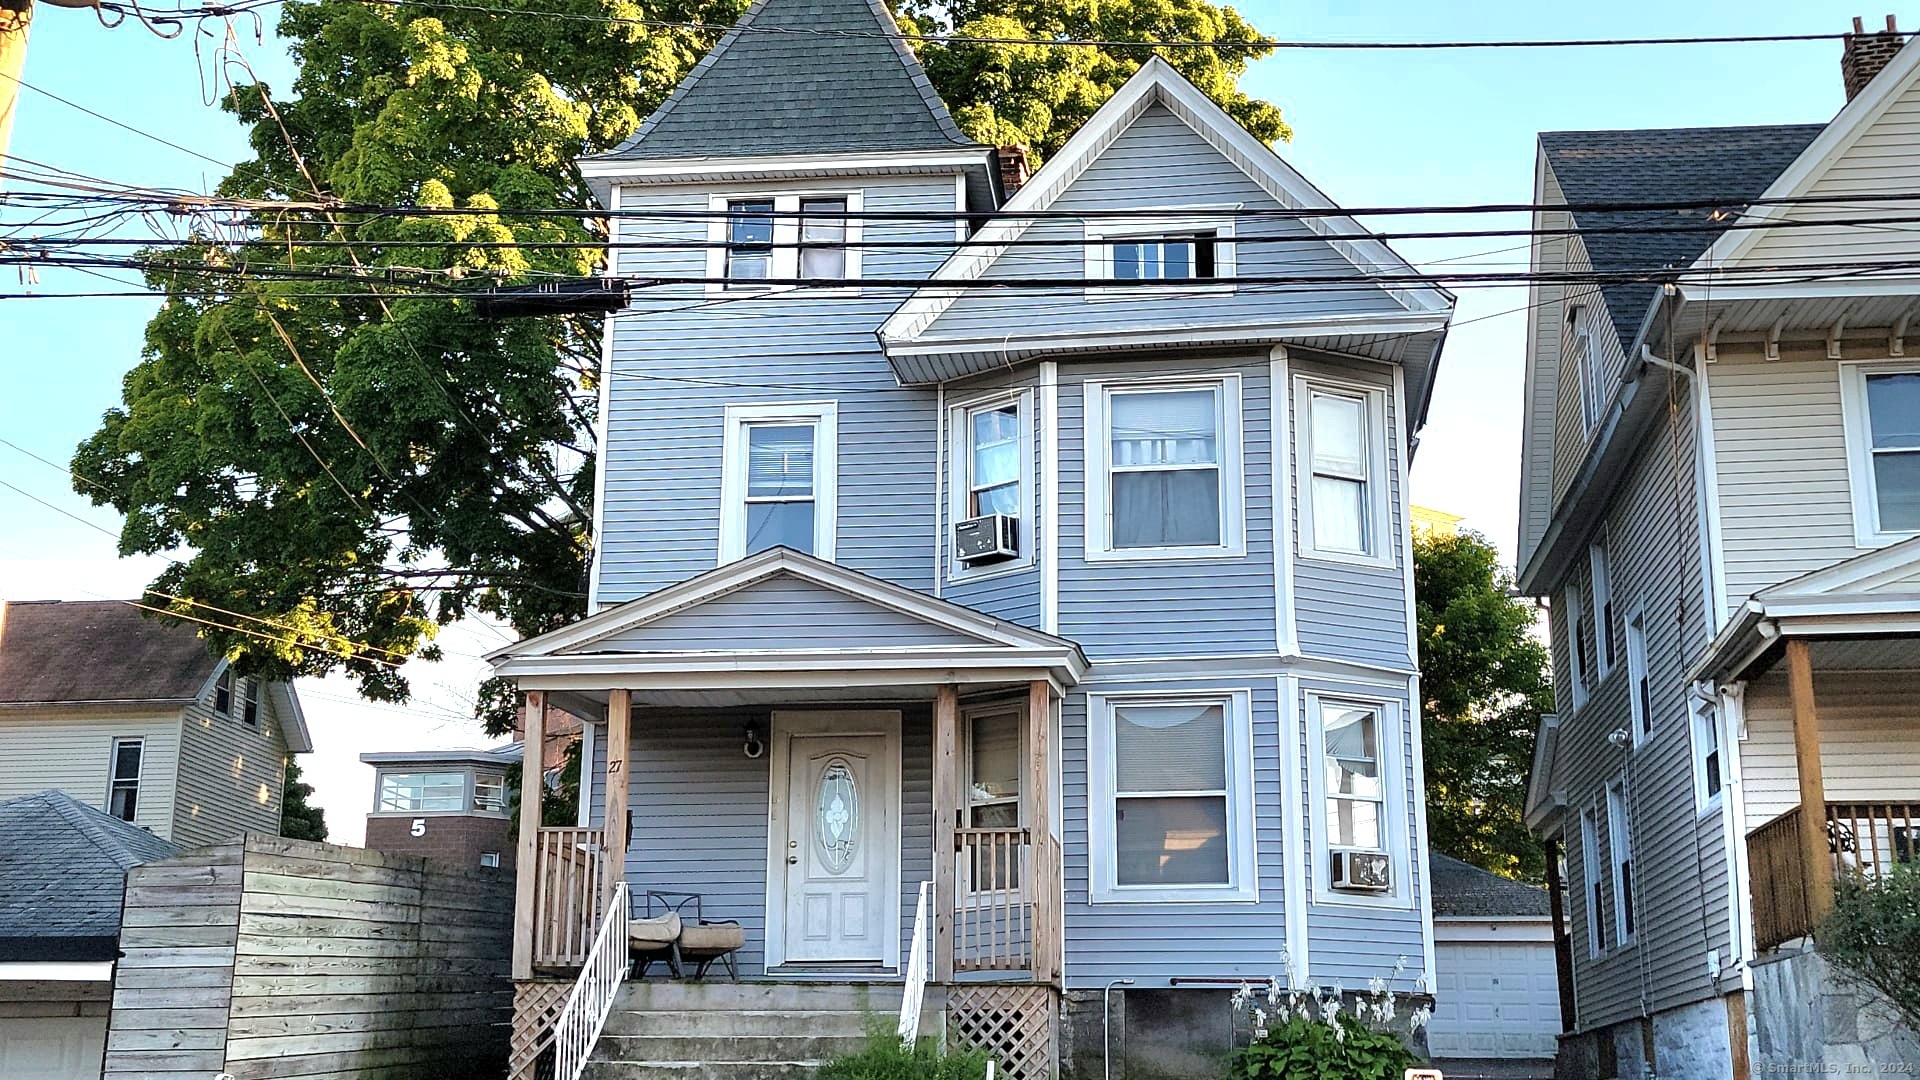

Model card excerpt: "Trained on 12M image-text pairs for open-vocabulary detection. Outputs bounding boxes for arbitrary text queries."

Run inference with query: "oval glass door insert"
[816,759,858,873]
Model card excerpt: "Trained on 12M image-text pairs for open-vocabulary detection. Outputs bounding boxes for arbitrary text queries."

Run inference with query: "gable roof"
[1428,853,1551,919]
[1539,124,1824,350]
[0,599,219,707]
[1758,532,1920,602]
[0,790,181,960]
[587,0,977,163]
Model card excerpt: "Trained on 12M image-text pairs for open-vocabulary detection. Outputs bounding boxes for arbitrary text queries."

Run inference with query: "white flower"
[1410,1004,1433,1031]
[1252,1007,1267,1029]
[1231,983,1254,1009]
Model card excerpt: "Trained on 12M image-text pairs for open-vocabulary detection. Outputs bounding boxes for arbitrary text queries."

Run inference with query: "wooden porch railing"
[531,827,608,969]
[1748,801,1920,952]
[952,827,1061,981]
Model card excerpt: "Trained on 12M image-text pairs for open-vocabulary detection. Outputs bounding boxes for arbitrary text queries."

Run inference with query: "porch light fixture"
[744,721,765,760]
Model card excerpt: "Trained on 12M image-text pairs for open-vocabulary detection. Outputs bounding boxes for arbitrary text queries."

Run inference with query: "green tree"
[1414,529,1553,880]
[279,757,329,841]
[73,0,1287,704]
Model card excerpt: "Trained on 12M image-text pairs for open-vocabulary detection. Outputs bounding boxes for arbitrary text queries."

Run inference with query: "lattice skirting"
[947,984,1059,1080]
[510,980,571,1080]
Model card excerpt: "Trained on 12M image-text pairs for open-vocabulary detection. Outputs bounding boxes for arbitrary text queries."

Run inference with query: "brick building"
[359,746,516,871]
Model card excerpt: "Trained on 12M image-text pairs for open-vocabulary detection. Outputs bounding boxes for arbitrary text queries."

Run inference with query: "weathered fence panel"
[104,833,513,1079]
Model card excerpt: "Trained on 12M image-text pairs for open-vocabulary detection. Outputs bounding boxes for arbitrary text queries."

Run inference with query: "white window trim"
[960,698,1027,903]
[1588,537,1614,677]
[719,401,838,564]
[1569,305,1601,435]
[108,736,144,821]
[1564,584,1589,713]
[1625,603,1650,747]
[1838,359,1920,546]
[1607,779,1634,948]
[1689,693,1726,818]
[1293,374,1395,569]
[1306,690,1413,909]
[1580,806,1603,958]
[1082,374,1246,562]
[705,190,864,297]
[946,388,1036,583]
[1082,211,1238,300]
[1086,689,1257,904]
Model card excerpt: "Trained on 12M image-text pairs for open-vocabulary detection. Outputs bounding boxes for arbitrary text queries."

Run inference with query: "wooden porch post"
[1786,639,1835,923]
[603,689,632,917]
[933,683,960,983]
[1026,679,1057,983]
[1543,836,1575,1032]
[512,690,546,980]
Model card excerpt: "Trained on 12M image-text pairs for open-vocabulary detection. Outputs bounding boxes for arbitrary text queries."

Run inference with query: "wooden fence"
[104,833,514,1080]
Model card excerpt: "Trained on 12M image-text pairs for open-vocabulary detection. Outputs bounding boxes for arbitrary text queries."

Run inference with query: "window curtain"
[1110,389,1221,547]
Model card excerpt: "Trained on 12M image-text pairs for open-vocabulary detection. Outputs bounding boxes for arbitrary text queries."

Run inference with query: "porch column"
[1026,679,1058,983]
[512,690,546,980]
[603,689,632,917]
[1786,639,1834,922]
[933,683,960,982]
[1543,836,1575,1032]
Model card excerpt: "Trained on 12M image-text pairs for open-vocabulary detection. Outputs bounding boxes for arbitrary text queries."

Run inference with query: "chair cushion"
[678,921,744,953]
[629,911,681,948]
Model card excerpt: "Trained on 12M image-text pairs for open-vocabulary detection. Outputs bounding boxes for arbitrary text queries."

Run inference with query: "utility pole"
[0,0,29,182]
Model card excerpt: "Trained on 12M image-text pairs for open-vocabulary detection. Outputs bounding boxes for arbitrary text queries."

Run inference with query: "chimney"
[997,145,1031,195]
[1843,15,1905,101]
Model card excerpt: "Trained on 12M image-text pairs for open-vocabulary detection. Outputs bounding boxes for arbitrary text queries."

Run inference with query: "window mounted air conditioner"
[1330,849,1392,892]
[954,514,1019,566]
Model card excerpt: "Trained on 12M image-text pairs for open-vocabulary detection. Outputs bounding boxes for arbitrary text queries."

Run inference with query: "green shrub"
[814,1019,993,1080]
[1227,979,1427,1080]
[1818,865,1920,1029]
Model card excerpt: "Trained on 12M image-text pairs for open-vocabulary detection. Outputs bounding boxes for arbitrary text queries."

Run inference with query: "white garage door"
[1428,935,1561,1059]
[0,1016,107,1080]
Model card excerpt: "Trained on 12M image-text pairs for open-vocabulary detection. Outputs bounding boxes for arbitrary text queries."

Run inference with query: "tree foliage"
[74,0,1287,703]
[1414,529,1553,880]
[279,757,329,841]
[1820,867,1920,1031]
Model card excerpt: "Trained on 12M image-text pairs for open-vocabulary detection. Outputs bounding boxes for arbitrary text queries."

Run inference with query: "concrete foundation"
[1751,947,1920,1074]
[1552,994,1735,1079]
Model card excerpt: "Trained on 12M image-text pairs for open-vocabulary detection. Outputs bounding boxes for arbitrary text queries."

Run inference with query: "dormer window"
[1566,303,1602,434]
[1084,214,1236,297]
[214,669,233,715]
[708,193,862,294]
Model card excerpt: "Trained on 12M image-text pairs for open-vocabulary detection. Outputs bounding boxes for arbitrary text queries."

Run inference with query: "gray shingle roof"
[1540,124,1824,349]
[1429,853,1551,919]
[590,0,978,161]
[0,790,181,960]
[0,599,219,706]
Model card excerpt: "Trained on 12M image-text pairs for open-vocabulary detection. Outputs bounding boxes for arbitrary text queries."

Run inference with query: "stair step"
[603,1009,880,1038]
[596,1034,869,1063]
[617,981,907,1013]
[583,1061,823,1080]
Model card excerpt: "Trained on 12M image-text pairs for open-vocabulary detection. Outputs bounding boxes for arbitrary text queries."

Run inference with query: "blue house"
[493,0,1455,1074]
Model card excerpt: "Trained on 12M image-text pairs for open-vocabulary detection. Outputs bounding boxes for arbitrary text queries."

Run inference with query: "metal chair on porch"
[627,889,744,980]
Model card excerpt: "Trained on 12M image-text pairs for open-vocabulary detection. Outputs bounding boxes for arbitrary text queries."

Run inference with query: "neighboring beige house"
[0,599,311,844]
[1520,20,1920,1077]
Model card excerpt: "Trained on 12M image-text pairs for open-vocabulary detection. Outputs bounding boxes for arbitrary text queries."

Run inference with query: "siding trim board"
[1270,348,1299,656]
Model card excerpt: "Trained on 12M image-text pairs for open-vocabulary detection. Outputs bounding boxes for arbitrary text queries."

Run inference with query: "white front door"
[770,711,900,967]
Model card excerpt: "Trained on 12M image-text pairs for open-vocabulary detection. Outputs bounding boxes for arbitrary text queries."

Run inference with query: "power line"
[0,72,231,169]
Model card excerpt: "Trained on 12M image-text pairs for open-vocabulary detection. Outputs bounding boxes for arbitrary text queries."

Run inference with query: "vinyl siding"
[595,174,959,606]
[1738,668,1920,824]
[942,371,1044,628]
[1707,349,1872,608]
[172,683,290,846]
[917,103,1405,342]
[1547,392,1733,1033]
[610,706,932,976]
[587,577,989,651]
[1287,353,1412,669]
[1741,72,1920,268]
[1548,230,1629,506]
[1517,161,1570,567]
[1056,353,1278,659]
[0,706,181,838]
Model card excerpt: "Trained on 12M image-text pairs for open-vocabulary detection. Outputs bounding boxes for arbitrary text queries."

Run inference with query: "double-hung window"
[1607,780,1634,944]
[1084,215,1235,296]
[1690,696,1724,812]
[1308,693,1408,905]
[1841,364,1920,543]
[1588,537,1614,675]
[242,678,261,727]
[109,737,143,821]
[378,771,467,813]
[1323,702,1385,857]
[1088,691,1255,902]
[1580,808,1603,956]
[720,402,837,563]
[708,192,862,293]
[1568,303,1602,433]
[1565,582,1591,710]
[1295,377,1392,564]
[965,706,1023,889]
[1084,377,1243,559]
[1626,606,1650,743]
[948,392,1033,577]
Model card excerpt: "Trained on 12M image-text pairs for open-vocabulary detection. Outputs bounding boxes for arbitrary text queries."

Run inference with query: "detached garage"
[1425,854,1562,1075]
[0,791,179,1080]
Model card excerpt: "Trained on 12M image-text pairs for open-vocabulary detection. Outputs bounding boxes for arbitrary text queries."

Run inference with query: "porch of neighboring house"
[491,551,1083,1080]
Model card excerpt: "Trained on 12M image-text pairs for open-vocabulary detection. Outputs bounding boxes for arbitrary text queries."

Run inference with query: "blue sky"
[0,0,1879,836]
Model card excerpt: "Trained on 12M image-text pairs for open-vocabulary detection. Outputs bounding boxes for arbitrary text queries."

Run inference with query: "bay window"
[1084,376,1244,559]
[1295,376,1391,564]
[1306,692,1409,906]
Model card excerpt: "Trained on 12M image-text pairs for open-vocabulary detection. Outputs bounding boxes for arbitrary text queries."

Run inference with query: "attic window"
[242,678,261,727]
[1113,232,1217,281]
[215,669,233,715]
[708,193,863,294]
[724,199,775,282]
[1084,214,1236,297]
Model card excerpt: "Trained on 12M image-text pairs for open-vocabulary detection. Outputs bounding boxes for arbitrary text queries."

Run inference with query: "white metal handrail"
[554,881,631,1080]
[898,879,931,1045]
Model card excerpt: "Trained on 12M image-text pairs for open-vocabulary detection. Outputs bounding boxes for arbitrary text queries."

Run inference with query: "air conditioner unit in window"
[954,514,1019,565]
[1330,849,1392,892]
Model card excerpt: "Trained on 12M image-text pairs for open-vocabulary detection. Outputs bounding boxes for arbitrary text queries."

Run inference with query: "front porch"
[492,550,1086,1078]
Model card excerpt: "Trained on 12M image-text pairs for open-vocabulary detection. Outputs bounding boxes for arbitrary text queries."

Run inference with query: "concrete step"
[595,1034,869,1063]
[616,980,907,1014]
[583,1061,823,1080]
[603,1009,879,1038]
